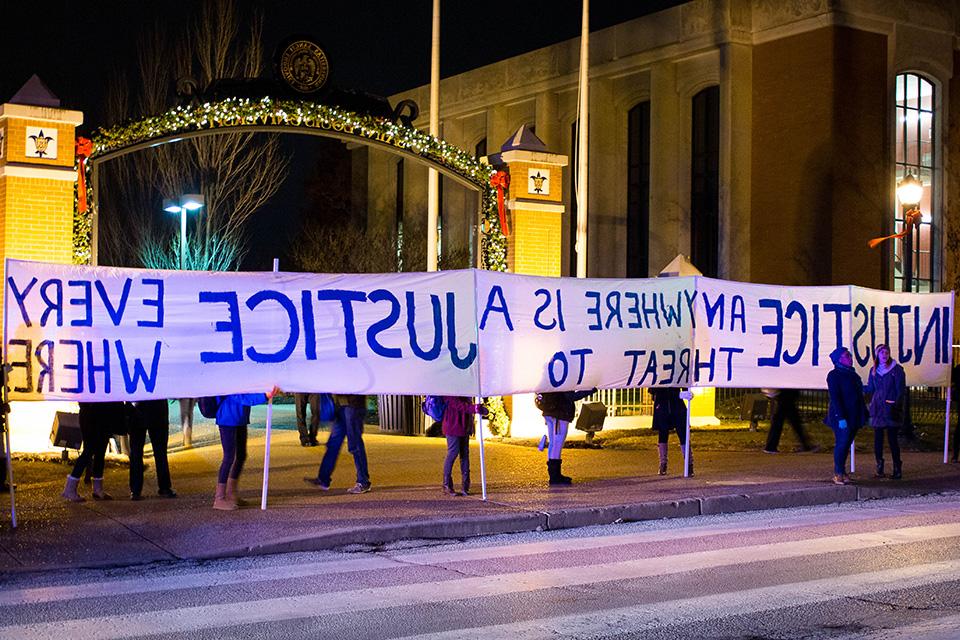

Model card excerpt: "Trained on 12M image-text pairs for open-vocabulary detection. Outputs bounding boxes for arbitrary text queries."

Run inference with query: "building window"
[691,86,720,278]
[627,101,650,278]
[895,73,937,292]
[474,138,487,159]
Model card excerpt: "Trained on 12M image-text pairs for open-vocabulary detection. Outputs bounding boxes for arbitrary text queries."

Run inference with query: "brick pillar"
[499,148,568,439]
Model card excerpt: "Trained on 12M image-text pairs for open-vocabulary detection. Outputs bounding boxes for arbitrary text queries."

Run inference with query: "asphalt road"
[2,493,960,639]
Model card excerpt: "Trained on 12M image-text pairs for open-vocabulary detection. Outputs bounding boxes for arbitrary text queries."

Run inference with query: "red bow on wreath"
[75,137,93,214]
[490,170,510,236]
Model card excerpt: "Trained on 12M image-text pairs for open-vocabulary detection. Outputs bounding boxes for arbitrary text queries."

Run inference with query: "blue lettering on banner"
[812,304,820,366]
[94,279,132,326]
[783,300,808,365]
[446,291,477,370]
[199,291,244,363]
[479,285,513,331]
[625,292,641,329]
[660,292,683,327]
[624,350,646,386]
[406,292,443,361]
[683,289,697,329]
[67,280,93,327]
[61,339,83,394]
[548,351,568,387]
[585,291,602,330]
[366,289,402,358]
[7,276,37,327]
[39,279,63,327]
[7,339,32,393]
[85,339,110,394]
[317,289,367,358]
[913,306,940,365]
[605,292,623,329]
[852,304,870,366]
[556,289,566,331]
[301,290,318,360]
[138,279,164,328]
[570,348,592,385]
[823,303,851,353]
[641,292,661,329]
[889,305,912,363]
[730,295,746,333]
[757,299,783,367]
[533,289,556,330]
[35,340,54,393]
[245,290,299,363]
[115,340,162,393]
[702,292,723,329]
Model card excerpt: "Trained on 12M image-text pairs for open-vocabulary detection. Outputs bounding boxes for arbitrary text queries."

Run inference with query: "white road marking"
[2,523,959,640]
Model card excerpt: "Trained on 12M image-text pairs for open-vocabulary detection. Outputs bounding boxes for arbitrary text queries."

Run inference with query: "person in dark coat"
[651,387,692,476]
[762,389,815,454]
[825,347,868,485]
[62,402,125,502]
[307,394,371,494]
[952,364,960,463]
[864,344,905,479]
[439,396,487,495]
[128,399,176,500]
[537,388,596,485]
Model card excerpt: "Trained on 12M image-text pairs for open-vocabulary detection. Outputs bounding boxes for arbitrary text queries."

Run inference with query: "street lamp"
[896,173,923,441]
[162,194,204,270]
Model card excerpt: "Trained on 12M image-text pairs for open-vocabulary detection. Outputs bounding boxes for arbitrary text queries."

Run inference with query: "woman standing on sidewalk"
[864,344,905,479]
[440,396,487,496]
[211,389,278,511]
[62,402,124,502]
[536,388,596,485]
[650,387,691,476]
[825,347,868,485]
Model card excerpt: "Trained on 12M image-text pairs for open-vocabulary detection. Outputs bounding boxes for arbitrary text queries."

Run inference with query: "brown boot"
[213,482,236,511]
[657,443,669,475]
[91,477,112,500]
[61,475,85,503]
[225,477,248,507]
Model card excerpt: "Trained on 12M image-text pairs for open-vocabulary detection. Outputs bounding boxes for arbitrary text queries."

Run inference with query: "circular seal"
[278,39,329,93]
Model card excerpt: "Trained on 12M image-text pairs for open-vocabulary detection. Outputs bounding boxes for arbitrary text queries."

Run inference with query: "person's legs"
[179,399,195,447]
[873,427,886,476]
[214,426,237,510]
[458,436,470,492]
[308,394,320,442]
[128,425,146,497]
[149,422,172,493]
[784,402,812,450]
[888,427,902,478]
[344,407,370,487]
[765,401,785,452]
[228,426,248,480]
[318,409,347,485]
[442,435,459,492]
[546,417,571,485]
[832,426,849,478]
[657,429,669,475]
[673,422,692,476]
[295,394,310,445]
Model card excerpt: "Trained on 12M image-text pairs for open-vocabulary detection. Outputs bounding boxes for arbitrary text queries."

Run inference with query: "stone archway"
[77,97,507,271]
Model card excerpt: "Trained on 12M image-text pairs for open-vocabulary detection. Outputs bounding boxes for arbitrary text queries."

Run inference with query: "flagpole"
[427,0,440,272]
[576,0,589,278]
[261,258,279,511]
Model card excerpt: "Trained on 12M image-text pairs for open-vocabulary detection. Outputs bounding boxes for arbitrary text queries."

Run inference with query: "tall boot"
[874,459,885,478]
[657,443,669,475]
[225,477,248,507]
[547,459,572,485]
[91,477,112,500]
[213,482,236,511]
[61,474,85,503]
[891,460,902,480]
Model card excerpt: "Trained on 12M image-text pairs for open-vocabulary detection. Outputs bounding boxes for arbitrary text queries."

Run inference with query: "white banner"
[3,260,953,401]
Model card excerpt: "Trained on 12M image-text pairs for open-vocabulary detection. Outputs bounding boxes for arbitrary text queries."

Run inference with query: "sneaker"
[762,449,778,454]
[442,485,459,496]
[158,488,178,498]
[304,477,330,491]
[346,483,371,494]
[832,474,847,485]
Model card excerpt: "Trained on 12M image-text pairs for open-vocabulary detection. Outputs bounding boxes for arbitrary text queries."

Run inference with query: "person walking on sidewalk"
[307,394,371,494]
[440,396,487,496]
[651,387,692,476]
[536,388,596,485]
[212,389,278,511]
[62,402,124,502]
[864,344,905,479]
[294,393,320,447]
[128,399,177,501]
[762,389,816,454]
[178,398,196,448]
[825,347,868,485]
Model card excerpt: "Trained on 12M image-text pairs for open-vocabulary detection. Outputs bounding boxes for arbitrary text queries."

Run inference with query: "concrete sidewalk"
[1,426,958,573]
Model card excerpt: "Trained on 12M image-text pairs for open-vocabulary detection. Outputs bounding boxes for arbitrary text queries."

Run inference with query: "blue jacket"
[215,394,268,427]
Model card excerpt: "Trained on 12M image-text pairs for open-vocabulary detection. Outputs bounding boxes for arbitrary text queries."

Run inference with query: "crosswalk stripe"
[397,560,960,640]
[835,612,960,640]
[2,523,959,640]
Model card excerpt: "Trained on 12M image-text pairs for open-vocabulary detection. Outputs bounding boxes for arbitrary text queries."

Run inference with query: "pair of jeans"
[830,424,858,475]
[873,427,901,466]
[318,407,369,486]
[129,423,171,495]
[218,425,248,483]
[443,435,470,490]
[295,393,320,443]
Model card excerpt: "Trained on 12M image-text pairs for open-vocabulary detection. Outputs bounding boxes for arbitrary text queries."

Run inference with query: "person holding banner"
[825,347,868,485]
[440,396,488,496]
[212,389,279,511]
[128,399,177,500]
[62,402,125,502]
[864,344,905,479]
[536,389,596,485]
[651,387,691,476]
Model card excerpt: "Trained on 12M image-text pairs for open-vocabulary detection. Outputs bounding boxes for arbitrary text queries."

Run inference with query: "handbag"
[319,393,335,422]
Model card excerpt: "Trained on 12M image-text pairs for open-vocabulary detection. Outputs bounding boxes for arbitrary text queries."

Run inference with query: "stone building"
[365,0,960,298]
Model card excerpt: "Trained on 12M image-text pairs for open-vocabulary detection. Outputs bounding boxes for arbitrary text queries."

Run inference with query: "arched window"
[895,73,938,292]
[691,86,720,278]
[626,101,650,277]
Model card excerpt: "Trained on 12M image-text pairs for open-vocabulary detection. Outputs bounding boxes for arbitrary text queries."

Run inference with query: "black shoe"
[874,461,885,478]
[158,488,178,498]
[300,441,311,447]
[305,477,330,490]
[891,463,902,480]
[130,493,143,501]
[308,439,320,446]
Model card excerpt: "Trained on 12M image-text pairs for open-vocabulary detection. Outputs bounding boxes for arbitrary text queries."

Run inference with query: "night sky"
[2,1,683,268]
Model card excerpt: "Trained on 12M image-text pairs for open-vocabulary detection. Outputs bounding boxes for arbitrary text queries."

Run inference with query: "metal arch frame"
[84,104,500,267]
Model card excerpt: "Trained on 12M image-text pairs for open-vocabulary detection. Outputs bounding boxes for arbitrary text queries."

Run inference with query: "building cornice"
[0,103,83,126]
[0,163,76,181]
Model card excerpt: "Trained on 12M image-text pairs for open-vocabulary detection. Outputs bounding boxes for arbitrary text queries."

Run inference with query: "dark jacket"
[215,394,268,427]
[865,362,905,428]
[440,396,486,438]
[78,401,128,435]
[650,387,687,431]
[133,399,170,430]
[825,366,868,430]
[538,389,596,422]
